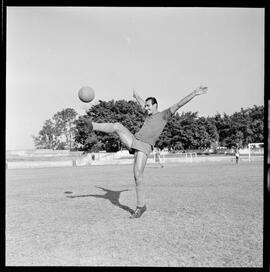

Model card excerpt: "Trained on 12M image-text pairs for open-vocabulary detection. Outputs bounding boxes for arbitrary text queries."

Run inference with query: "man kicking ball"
[83,86,207,218]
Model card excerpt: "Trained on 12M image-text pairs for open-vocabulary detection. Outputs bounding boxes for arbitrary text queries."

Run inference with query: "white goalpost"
[159,152,165,163]
[185,152,197,162]
[153,150,165,163]
[248,143,264,162]
[153,151,197,164]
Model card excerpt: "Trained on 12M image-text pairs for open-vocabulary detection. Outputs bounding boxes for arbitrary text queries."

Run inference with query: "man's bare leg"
[130,151,148,218]
[92,122,133,149]
[86,120,147,218]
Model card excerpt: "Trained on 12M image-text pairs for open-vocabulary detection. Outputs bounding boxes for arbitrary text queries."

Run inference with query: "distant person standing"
[235,148,240,164]
[154,148,164,168]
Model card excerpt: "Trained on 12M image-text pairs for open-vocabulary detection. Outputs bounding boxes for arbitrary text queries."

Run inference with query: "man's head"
[145,97,158,115]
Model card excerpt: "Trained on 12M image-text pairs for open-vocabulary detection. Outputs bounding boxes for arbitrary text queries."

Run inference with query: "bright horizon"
[6,7,265,150]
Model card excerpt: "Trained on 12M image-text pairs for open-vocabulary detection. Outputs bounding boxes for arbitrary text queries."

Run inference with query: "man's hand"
[194,86,208,96]
[169,86,208,115]
[133,89,139,99]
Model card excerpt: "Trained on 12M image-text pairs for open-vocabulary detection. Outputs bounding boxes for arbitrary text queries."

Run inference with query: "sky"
[6,7,265,150]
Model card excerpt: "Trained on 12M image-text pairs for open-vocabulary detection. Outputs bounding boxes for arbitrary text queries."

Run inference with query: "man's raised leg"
[90,122,133,149]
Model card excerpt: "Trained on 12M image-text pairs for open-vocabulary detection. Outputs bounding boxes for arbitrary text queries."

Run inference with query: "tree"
[175,112,199,150]
[248,105,264,144]
[74,99,264,152]
[211,105,264,148]
[52,108,78,150]
[32,108,78,150]
[196,117,219,149]
[32,119,60,149]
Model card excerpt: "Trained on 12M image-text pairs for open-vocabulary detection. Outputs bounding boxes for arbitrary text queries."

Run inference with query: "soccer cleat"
[129,205,147,219]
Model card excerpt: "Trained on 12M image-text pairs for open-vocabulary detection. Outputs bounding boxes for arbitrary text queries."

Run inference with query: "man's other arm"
[169,86,208,115]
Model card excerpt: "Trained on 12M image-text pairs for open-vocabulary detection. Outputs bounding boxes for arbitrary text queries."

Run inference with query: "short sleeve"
[162,108,173,121]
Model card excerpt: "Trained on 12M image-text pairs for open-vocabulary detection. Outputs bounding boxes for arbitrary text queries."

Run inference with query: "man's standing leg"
[130,150,148,219]
[85,119,147,218]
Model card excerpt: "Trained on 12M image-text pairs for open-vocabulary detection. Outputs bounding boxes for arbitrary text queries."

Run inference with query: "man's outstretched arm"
[169,86,208,115]
[133,89,145,109]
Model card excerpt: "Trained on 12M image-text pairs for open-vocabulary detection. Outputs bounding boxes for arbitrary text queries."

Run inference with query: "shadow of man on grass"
[66,186,134,214]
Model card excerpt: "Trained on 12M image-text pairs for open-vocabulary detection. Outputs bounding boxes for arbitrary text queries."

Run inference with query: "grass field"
[6,161,263,267]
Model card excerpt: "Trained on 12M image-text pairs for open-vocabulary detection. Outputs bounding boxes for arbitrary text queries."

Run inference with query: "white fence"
[6,149,263,169]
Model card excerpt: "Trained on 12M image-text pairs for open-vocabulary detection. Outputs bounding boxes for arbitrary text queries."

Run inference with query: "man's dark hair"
[145,97,158,106]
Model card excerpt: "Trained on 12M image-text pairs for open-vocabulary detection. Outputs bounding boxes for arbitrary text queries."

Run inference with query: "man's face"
[145,100,157,116]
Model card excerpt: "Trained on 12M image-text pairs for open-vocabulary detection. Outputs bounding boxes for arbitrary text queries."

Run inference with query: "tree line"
[33,100,264,152]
